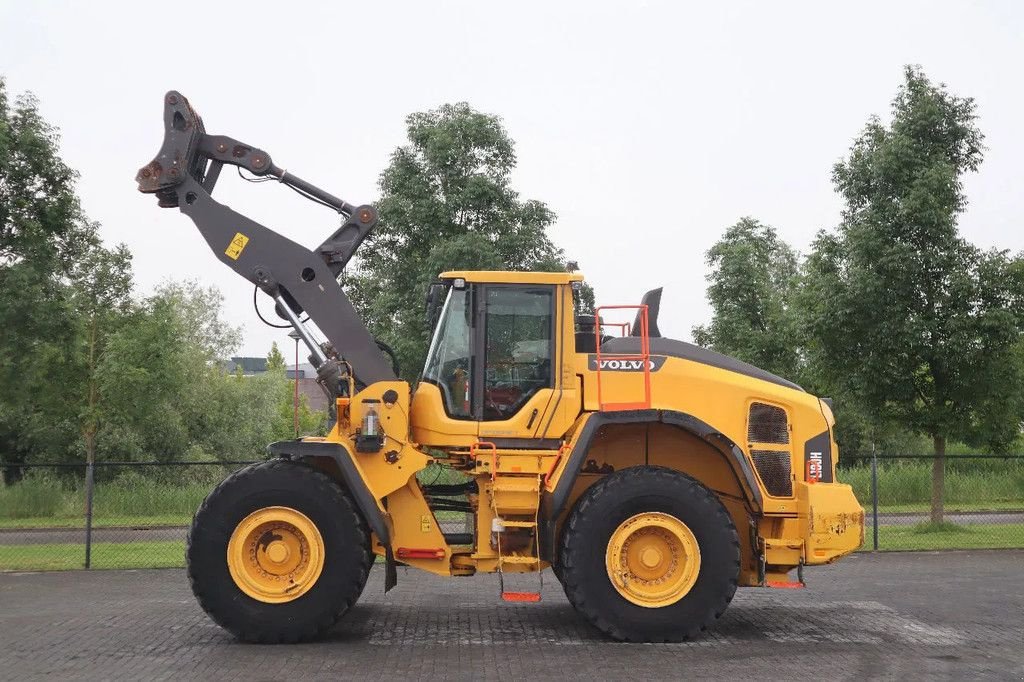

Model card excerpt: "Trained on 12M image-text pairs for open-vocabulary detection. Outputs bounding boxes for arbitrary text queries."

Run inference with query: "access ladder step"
[491,477,541,492]
[501,591,541,603]
[490,475,542,515]
[499,555,540,565]
[765,580,805,589]
[761,538,804,569]
[499,520,537,528]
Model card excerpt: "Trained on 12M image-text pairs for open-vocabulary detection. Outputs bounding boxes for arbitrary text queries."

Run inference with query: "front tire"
[558,466,740,642]
[186,459,372,643]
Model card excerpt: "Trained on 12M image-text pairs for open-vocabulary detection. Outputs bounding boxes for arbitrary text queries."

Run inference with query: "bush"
[90,468,214,519]
[0,471,84,519]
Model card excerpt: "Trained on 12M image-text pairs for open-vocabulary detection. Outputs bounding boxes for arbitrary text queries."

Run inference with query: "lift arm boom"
[135,91,396,386]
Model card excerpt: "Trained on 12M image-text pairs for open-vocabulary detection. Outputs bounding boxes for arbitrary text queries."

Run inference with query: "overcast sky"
[2,1,1022,359]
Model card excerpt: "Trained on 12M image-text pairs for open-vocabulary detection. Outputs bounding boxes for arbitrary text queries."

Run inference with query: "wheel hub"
[227,506,325,604]
[265,541,290,564]
[605,511,701,608]
[640,547,663,568]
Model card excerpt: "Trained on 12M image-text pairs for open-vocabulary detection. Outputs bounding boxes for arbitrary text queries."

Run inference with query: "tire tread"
[186,459,371,643]
[558,465,740,642]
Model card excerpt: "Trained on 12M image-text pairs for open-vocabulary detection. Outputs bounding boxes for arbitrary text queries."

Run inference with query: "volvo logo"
[587,355,667,372]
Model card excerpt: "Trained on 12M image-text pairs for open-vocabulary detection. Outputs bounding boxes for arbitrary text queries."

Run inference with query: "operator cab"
[410,271,584,449]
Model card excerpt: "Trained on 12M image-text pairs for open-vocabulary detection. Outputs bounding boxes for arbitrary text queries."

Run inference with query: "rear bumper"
[799,481,865,564]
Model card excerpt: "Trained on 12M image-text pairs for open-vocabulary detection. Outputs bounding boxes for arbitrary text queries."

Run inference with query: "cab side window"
[483,286,553,421]
[422,287,474,418]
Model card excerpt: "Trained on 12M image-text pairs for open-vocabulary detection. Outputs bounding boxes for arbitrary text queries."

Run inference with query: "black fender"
[267,440,389,546]
[539,409,762,562]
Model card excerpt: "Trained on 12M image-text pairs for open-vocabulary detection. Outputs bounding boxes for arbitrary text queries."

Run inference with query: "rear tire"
[558,466,740,642]
[186,459,371,643]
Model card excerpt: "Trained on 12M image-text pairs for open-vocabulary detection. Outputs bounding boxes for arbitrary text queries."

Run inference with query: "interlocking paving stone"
[1,550,1022,680]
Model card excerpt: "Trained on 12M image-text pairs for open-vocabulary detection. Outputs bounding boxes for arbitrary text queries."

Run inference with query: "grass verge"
[841,459,1024,508]
[867,522,1024,551]
[0,541,185,571]
[0,514,192,529]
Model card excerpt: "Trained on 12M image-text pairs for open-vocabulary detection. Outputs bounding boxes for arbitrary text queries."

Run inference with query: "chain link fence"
[0,459,471,572]
[0,461,250,571]
[1,454,1021,572]
[849,454,1024,551]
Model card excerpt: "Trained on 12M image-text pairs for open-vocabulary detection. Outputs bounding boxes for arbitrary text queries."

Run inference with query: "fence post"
[871,451,879,551]
[84,461,95,569]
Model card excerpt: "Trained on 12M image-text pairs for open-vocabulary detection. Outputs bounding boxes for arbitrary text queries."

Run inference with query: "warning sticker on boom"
[225,232,249,260]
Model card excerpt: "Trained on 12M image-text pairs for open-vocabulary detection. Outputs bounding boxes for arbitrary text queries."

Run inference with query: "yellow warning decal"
[225,232,249,260]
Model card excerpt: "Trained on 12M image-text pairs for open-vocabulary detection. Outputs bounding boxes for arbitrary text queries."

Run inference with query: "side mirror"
[425,282,448,332]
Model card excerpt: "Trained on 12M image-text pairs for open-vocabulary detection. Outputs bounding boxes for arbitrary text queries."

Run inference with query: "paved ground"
[1,551,1022,681]
[5,510,1022,545]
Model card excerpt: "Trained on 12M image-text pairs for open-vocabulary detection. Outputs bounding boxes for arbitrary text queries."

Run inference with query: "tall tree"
[70,242,134,468]
[801,66,1024,522]
[151,280,241,361]
[692,217,802,381]
[266,341,286,372]
[348,102,585,379]
[0,79,101,479]
[98,282,244,462]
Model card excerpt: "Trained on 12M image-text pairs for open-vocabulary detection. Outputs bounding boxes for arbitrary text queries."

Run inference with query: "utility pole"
[288,329,301,438]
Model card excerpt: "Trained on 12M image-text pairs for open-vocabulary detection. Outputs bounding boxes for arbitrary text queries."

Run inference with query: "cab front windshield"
[422,287,473,418]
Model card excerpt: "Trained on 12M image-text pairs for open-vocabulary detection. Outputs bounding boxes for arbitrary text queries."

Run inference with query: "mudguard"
[268,439,399,590]
[267,440,389,546]
[539,409,763,562]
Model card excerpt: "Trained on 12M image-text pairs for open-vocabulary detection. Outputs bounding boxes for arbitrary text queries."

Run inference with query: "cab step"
[501,591,541,603]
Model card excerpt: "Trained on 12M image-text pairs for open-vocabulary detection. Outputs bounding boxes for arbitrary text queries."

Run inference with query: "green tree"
[150,280,241,361]
[70,242,134,468]
[270,380,326,439]
[0,79,104,479]
[801,66,1024,522]
[97,281,248,462]
[96,283,327,462]
[0,80,326,475]
[692,217,802,381]
[266,341,286,372]
[98,291,203,462]
[349,102,586,379]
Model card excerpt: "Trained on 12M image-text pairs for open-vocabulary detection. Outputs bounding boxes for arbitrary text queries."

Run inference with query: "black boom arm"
[136,91,396,386]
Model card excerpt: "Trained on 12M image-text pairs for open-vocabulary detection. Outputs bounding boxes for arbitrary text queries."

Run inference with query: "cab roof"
[439,270,585,285]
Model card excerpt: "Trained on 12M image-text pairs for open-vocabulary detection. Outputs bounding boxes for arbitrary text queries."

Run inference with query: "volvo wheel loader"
[136,92,864,644]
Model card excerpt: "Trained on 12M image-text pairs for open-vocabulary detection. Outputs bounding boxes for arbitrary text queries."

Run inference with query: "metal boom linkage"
[135,91,396,389]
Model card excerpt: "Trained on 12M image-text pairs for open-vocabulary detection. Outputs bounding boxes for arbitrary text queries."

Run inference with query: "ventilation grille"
[748,402,789,445]
[751,449,793,497]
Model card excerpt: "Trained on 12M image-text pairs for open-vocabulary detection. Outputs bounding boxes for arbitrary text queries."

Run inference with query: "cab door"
[476,284,561,445]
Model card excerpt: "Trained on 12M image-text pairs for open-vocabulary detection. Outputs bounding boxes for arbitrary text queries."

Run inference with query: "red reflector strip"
[766,581,805,589]
[396,548,445,560]
[501,591,541,602]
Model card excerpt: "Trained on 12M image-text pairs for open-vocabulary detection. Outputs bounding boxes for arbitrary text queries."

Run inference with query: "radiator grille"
[751,449,793,497]
[748,402,789,445]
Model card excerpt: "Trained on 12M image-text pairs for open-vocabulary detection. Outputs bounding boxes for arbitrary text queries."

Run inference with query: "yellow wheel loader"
[137,92,864,644]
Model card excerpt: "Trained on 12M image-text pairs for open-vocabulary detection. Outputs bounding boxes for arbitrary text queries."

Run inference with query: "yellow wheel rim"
[226,506,325,604]
[605,512,701,608]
